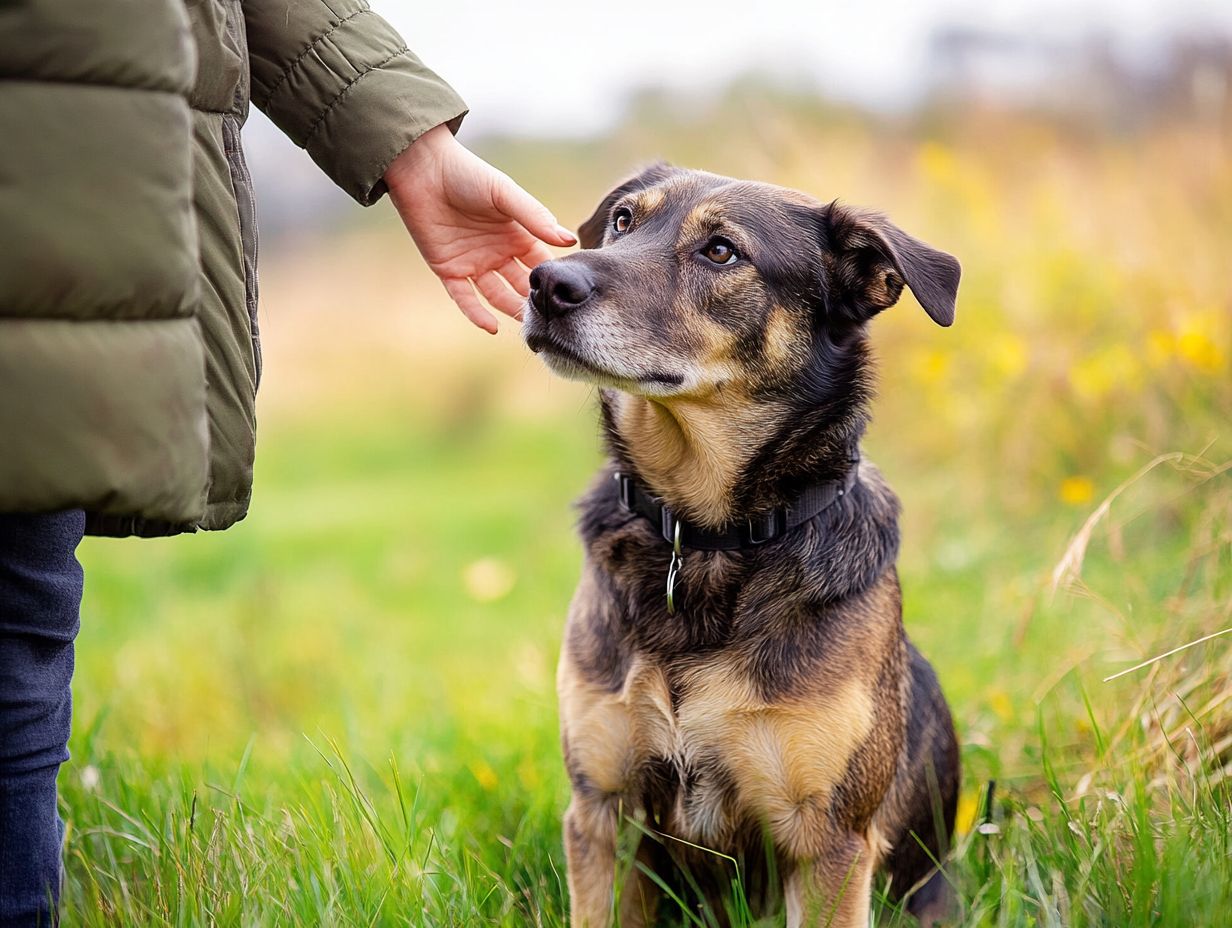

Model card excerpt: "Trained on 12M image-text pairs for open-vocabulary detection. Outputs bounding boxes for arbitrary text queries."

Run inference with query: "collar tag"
[666,521,684,614]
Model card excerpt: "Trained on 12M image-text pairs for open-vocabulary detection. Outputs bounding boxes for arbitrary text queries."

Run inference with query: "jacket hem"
[85,498,250,538]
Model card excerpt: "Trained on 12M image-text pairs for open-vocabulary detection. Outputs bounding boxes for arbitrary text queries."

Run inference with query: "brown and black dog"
[523,164,961,927]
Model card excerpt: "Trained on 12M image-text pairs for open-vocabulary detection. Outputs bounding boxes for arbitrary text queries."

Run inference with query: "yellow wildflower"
[989,690,1015,722]
[469,759,498,790]
[1176,330,1224,372]
[1059,476,1095,506]
[955,792,979,835]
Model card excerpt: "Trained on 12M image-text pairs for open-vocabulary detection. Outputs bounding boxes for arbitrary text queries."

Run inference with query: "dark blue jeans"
[0,511,85,928]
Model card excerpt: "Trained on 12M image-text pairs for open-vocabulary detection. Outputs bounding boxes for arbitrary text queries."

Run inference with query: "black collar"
[613,454,861,552]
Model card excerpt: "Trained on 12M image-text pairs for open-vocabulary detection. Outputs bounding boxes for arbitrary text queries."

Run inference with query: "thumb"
[492,175,577,248]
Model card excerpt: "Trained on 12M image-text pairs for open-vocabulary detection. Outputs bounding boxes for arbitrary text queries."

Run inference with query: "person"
[0,1,575,923]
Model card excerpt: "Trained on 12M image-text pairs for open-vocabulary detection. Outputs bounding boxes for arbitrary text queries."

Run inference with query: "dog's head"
[523,163,960,401]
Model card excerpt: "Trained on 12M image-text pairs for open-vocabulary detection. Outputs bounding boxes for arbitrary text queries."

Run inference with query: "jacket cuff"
[250,3,468,205]
[309,48,468,206]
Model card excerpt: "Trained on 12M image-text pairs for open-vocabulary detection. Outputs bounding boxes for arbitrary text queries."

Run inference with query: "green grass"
[63,403,1232,926]
[59,88,1232,926]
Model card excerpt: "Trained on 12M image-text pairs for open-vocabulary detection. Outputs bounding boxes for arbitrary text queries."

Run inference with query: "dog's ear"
[821,203,960,327]
[578,162,678,249]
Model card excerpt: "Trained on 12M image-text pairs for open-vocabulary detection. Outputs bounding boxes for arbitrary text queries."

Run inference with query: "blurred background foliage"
[64,21,1231,926]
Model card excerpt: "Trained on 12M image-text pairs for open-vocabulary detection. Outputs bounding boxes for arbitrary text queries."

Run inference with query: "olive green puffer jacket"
[0,0,466,537]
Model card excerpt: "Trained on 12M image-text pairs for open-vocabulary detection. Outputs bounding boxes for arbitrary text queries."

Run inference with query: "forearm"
[244,0,467,205]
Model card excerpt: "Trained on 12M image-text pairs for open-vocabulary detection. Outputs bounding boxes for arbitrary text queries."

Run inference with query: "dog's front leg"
[564,796,659,928]
[784,832,875,928]
[564,797,618,927]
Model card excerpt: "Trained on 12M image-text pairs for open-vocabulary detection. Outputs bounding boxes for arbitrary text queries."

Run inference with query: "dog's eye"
[612,208,633,235]
[702,238,738,265]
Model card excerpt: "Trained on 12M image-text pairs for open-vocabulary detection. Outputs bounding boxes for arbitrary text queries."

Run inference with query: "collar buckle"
[660,507,681,547]
[615,472,635,511]
[744,509,785,545]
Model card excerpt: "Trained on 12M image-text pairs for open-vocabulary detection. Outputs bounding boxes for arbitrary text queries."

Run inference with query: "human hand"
[385,124,576,333]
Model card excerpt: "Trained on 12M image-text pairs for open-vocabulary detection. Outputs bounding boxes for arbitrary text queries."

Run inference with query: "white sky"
[242,0,1232,227]
[372,0,1232,137]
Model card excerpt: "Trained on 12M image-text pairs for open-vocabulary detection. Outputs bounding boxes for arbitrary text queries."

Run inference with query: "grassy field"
[63,96,1231,925]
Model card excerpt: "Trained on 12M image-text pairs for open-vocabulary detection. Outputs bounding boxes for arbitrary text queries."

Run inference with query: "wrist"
[385,123,457,189]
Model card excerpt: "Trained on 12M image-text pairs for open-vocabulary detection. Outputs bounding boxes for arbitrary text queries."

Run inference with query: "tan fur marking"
[634,187,666,215]
[558,654,634,795]
[561,646,876,859]
[563,802,615,926]
[558,622,678,798]
[564,800,661,927]
[699,265,761,306]
[866,823,893,871]
[785,838,874,928]
[677,202,727,247]
[763,306,806,371]
[866,269,903,310]
[676,661,875,856]
[614,391,785,527]
[676,295,743,376]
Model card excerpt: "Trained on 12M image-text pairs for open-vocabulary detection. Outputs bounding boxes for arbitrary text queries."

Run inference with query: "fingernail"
[555,224,578,244]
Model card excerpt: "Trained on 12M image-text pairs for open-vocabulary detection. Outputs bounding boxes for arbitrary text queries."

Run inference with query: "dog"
[523,164,961,927]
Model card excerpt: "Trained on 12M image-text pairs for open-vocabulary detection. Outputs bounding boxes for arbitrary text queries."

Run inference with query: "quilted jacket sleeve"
[245,0,468,206]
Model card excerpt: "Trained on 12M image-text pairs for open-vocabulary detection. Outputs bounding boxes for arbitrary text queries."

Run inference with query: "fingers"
[520,242,556,270]
[498,259,532,298]
[475,270,527,320]
[442,277,499,334]
[492,175,577,248]
[443,269,530,332]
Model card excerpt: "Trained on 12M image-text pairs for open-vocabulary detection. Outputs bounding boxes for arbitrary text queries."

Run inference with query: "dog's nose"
[529,262,597,319]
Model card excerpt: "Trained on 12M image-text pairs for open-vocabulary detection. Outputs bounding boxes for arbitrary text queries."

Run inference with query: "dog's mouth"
[525,330,684,392]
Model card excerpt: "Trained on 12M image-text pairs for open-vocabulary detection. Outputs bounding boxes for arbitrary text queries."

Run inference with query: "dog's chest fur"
[558,462,908,857]
[559,645,889,855]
